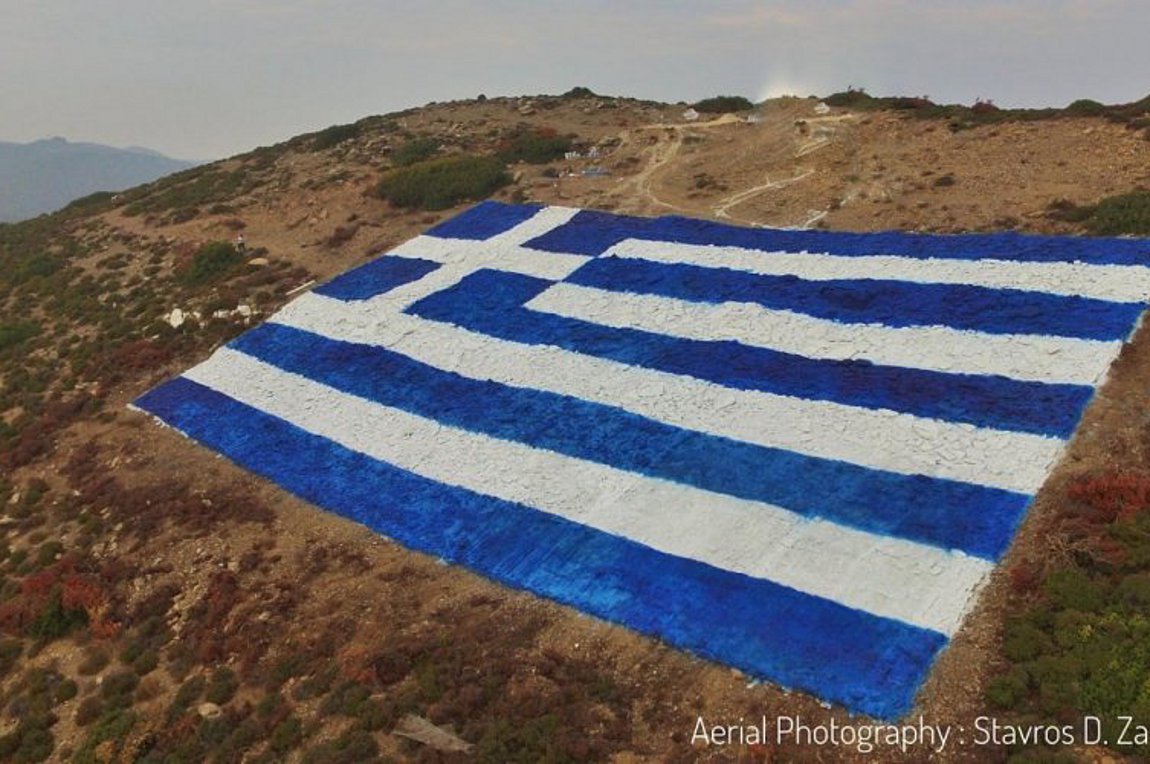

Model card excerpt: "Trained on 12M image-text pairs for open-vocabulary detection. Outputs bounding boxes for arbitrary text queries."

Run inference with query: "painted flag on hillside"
[135,202,1150,718]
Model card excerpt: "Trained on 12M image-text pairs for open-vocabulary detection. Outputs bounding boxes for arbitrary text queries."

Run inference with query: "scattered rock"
[93,740,117,763]
[393,714,473,753]
[164,308,186,329]
[197,702,222,720]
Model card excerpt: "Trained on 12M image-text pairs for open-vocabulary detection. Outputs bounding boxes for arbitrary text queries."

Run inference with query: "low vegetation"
[561,86,598,99]
[823,87,1150,136]
[374,154,511,210]
[989,469,1150,758]
[692,95,755,113]
[1082,191,1150,236]
[1047,190,1150,236]
[391,136,441,167]
[177,241,246,287]
[0,87,1146,761]
[310,122,361,151]
[496,127,573,164]
[121,166,257,219]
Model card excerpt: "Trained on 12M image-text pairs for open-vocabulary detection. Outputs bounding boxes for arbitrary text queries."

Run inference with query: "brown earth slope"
[1,92,1149,762]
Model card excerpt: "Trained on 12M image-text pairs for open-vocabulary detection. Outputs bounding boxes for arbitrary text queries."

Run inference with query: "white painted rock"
[197,702,222,720]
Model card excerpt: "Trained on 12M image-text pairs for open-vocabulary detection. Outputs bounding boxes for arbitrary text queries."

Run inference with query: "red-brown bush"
[1066,470,1150,523]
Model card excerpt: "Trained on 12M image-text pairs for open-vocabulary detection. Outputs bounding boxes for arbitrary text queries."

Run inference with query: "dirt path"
[713,168,814,223]
[603,127,683,215]
[608,115,752,216]
[605,108,857,229]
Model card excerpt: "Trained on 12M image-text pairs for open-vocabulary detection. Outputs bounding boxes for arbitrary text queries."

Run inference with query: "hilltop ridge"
[0,137,199,223]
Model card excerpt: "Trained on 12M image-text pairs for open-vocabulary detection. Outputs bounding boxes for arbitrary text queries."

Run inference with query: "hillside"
[0,138,198,223]
[1,90,1150,762]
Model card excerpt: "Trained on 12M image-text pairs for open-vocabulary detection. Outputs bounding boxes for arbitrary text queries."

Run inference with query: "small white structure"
[164,308,187,329]
[814,102,831,115]
[682,108,700,122]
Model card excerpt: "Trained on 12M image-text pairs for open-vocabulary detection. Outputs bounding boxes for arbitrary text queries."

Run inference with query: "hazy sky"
[2,1,1147,160]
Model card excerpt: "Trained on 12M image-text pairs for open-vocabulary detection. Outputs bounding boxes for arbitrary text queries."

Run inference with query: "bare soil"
[4,93,1150,762]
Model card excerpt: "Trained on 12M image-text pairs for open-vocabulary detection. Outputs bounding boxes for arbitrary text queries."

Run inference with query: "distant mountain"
[0,137,200,222]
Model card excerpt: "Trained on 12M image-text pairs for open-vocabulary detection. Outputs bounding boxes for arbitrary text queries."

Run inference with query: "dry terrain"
[2,91,1149,762]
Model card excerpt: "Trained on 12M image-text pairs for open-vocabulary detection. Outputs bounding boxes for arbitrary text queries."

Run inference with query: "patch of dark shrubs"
[1066,98,1107,116]
[562,86,597,99]
[1046,191,1150,235]
[0,322,41,353]
[692,95,754,113]
[497,127,573,164]
[375,155,511,211]
[391,136,441,167]
[988,469,1150,758]
[177,241,245,287]
[1085,190,1150,236]
[311,123,360,151]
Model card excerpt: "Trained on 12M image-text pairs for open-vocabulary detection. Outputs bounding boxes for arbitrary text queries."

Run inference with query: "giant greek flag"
[135,202,1150,718]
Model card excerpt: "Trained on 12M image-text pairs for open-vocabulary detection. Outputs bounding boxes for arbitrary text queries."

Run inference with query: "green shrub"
[269,716,303,753]
[73,709,136,763]
[562,86,597,99]
[291,664,336,701]
[1066,98,1106,116]
[311,123,360,151]
[35,541,62,568]
[204,666,237,705]
[77,647,109,676]
[74,696,103,727]
[60,191,118,216]
[0,720,53,763]
[100,670,139,708]
[11,253,62,284]
[823,88,875,108]
[1046,198,1094,223]
[318,681,371,716]
[375,155,510,211]
[1115,574,1150,609]
[178,241,244,287]
[1045,567,1106,611]
[123,168,253,217]
[692,95,754,113]
[986,666,1030,709]
[132,649,159,676]
[54,679,77,703]
[0,322,40,352]
[0,639,22,676]
[27,589,87,640]
[392,137,440,166]
[1085,190,1150,236]
[497,129,572,164]
[167,674,206,721]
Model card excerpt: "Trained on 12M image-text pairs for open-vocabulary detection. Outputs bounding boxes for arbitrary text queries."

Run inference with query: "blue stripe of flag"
[425,200,543,240]
[567,256,1142,341]
[134,375,948,720]
[523,205,1150,265]
[233,322,1029,559]
[405,269,1094,438]
[314,255,440,301]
